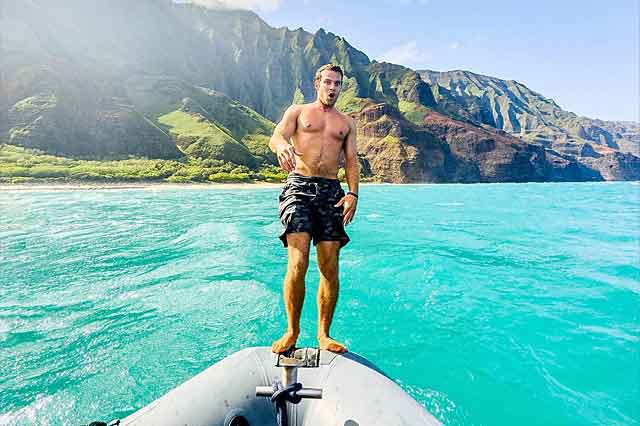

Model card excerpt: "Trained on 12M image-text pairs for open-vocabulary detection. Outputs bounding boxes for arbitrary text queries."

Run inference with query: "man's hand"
[334,193,358,226]
[276,143,302,172]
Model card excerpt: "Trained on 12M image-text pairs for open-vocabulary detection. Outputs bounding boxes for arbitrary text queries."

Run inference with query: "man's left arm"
[334,117,360,226]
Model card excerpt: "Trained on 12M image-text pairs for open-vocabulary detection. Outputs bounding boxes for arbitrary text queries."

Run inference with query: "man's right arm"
[270,105,301,172]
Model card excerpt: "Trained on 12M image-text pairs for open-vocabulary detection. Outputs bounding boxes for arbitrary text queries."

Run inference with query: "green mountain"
[124,76,276,167]
[419,69,639,156]
[1,0,638,182]
[0,0,438,165]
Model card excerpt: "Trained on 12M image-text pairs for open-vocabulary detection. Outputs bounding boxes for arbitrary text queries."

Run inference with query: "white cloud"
[379,41,431,68]
[181,0,282,12]
[449,41,460,49]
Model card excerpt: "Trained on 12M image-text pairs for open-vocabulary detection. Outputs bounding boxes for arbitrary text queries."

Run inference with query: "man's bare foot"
[271,331,299,353]
[318,335,348,353]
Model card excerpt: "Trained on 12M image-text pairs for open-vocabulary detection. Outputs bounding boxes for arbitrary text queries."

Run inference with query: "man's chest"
[297,110,349,142]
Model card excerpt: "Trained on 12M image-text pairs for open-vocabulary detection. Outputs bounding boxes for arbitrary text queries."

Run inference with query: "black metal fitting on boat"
[255,347,324,426]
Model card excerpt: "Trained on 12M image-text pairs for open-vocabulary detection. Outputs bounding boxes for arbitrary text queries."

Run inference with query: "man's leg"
[271,232,311,353]
[316,241,347,353]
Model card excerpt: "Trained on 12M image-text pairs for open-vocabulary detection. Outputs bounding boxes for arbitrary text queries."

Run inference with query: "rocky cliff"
[354,103,551,183]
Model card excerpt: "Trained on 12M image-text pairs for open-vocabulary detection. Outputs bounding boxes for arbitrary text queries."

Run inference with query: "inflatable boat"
[94,347,441,426]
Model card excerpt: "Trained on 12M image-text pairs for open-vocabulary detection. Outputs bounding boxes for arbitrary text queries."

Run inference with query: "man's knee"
[318,263,338,283]
[286,233,311,280]
[317,242,340,282]
[287,255,309,280]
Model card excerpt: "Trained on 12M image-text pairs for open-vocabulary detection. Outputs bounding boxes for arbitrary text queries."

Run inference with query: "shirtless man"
[269,63,360,354]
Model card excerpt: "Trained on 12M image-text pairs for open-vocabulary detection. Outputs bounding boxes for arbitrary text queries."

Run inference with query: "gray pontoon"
[102,347,441,426]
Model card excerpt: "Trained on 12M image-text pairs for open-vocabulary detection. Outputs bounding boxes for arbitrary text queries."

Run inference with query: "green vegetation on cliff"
[398,100,431,126]
[158,110,259,167]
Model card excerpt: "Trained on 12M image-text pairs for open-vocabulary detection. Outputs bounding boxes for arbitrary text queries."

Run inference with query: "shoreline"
[0,181,288,191]
[0,180,635,192]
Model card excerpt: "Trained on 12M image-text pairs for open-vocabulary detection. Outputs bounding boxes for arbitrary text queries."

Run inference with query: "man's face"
[315,70,342,106]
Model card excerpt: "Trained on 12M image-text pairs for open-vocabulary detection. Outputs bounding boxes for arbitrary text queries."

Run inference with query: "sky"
[193,0,638,122]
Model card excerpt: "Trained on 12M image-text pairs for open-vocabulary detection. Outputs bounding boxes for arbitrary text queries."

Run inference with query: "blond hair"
[314,64,344,83]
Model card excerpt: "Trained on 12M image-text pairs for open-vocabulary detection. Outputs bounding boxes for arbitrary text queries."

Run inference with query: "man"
[268,63,360,354]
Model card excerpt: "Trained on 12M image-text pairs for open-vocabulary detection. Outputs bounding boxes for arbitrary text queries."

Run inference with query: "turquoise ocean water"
[0,182,638,426]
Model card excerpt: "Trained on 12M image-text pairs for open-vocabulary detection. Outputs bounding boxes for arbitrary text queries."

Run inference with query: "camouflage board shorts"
[278,172,350,248]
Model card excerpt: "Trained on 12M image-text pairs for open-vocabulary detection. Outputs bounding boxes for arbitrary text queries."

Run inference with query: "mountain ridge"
[418,69,639,157]
[1,0,638,182]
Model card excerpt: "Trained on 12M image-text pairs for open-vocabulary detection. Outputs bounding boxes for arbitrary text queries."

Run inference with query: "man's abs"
[290,130,346,178]
[292,156,340,179]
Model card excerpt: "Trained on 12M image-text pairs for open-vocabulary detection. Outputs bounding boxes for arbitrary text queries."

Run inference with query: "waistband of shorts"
[287,172,340,185]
